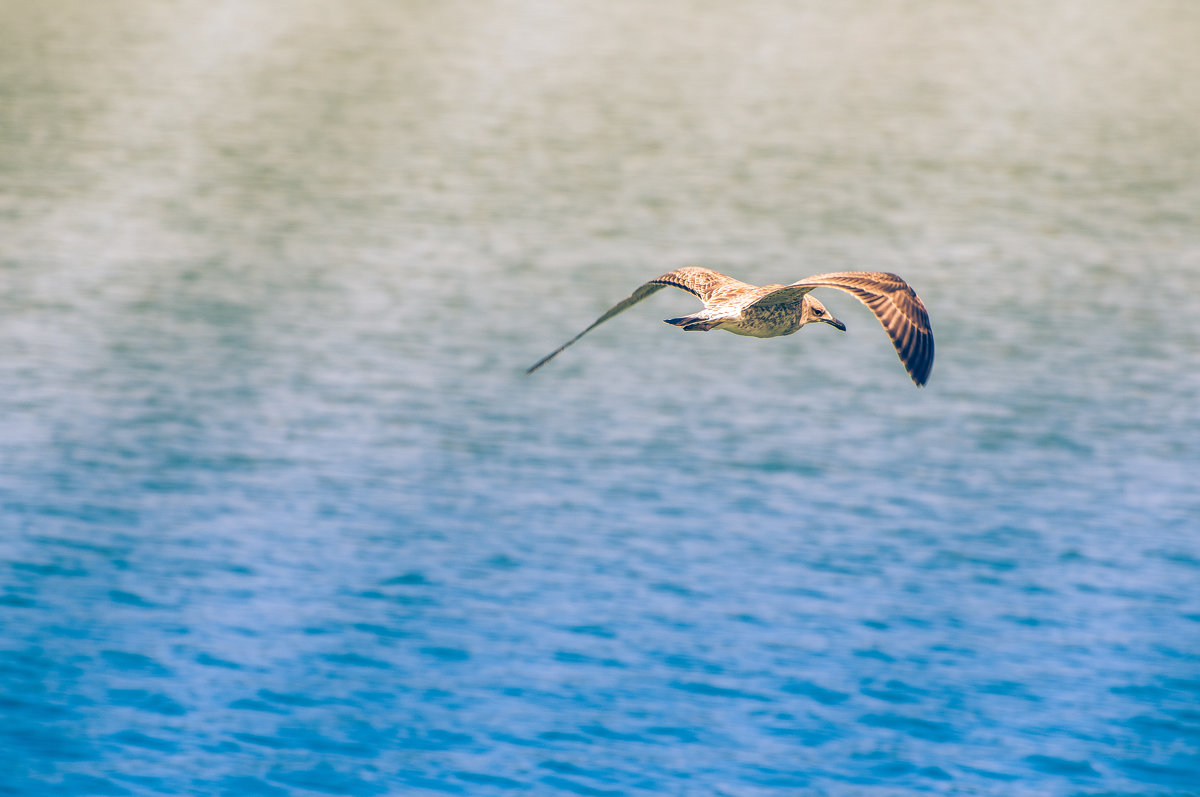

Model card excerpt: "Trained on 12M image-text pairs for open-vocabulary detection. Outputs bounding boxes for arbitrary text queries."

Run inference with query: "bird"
[526,267,934,386]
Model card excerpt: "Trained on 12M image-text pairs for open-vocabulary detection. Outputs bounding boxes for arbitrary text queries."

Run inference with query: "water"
[3,1,1199,794]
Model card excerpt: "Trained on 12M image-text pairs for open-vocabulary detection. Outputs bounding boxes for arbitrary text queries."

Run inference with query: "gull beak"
[824,316,847,332]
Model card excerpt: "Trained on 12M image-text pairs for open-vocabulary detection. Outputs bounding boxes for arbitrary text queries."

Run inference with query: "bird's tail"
[663,314,722,332]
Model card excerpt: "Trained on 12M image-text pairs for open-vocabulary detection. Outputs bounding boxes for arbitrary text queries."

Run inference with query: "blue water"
[3,1,1200,794]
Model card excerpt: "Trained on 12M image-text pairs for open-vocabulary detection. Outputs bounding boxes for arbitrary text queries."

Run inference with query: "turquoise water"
[3,1,1199,794]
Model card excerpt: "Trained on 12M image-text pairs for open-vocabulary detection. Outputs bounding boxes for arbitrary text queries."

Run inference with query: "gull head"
[803,296,846,331]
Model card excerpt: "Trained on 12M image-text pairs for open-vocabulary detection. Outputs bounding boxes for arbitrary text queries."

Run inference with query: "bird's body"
[704,300,807,338]
[527,267,934,386]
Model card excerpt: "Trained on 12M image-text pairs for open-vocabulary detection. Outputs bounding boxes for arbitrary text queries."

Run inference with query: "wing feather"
[649,267,751,302]
[526,268,739,374]
[786,271,935,386]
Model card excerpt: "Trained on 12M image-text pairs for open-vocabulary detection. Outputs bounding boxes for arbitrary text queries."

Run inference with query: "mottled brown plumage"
[527,267,934,386]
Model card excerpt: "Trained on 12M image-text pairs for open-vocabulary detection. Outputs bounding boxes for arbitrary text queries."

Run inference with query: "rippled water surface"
[3,1,1200,794]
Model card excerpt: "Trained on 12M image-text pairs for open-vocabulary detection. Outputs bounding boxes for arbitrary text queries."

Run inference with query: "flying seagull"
[526,268,934,386]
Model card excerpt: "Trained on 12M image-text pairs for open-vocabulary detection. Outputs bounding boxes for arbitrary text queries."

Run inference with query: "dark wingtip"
[525,353,555,375]
[911,362,932,387]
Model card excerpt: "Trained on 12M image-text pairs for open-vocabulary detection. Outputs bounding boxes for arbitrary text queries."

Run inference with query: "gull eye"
[813,308,824,316]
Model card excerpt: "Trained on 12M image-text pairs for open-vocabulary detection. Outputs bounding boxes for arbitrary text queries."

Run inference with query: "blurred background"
[2,1,1198,794]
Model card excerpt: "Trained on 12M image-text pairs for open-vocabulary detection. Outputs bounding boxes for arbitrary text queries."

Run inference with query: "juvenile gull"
[526,268,934,386]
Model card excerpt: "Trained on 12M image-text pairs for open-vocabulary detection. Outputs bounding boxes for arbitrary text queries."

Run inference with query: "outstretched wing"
[650,267,751,303]
[765,271,935,387]
[526,268,738,374]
